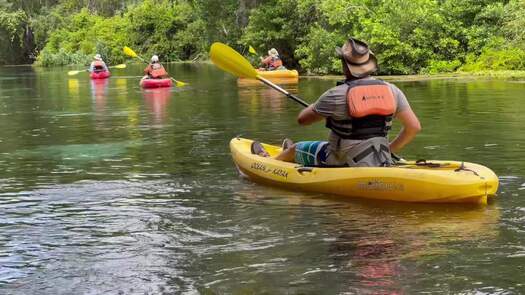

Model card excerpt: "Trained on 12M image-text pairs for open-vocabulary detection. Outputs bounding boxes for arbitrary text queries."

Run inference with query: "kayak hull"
[238,70,299,84]
[90,71,111,79]
[140,78,173,89]
[256,69,298,78]
[237,77,299,86]
[230,138,499,205]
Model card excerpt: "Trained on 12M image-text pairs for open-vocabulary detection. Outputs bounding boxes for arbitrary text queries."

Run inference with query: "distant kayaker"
[144,55,169,79]
[89,54,109,73]
[252,38,421,167]
[259,48,285,71]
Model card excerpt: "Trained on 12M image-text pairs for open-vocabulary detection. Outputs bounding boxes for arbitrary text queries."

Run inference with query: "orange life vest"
[262,56,283,69]
[326,79,396,140]
[149,63,168,79]
[347,81,396,118]
[270,57,283,69]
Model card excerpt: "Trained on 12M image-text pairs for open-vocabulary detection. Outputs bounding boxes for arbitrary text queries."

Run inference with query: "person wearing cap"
[251,38,421,167]
[89,54,109,73]
[144,55,169,79]
[259,48,285,71]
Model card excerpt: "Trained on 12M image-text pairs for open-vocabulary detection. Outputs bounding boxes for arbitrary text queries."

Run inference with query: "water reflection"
[90,79,109,112]
[142,88,172,125]
[331,203,499,294]
[67,79,80,98]
[231,188,500,293]
[238,84,299,114]
[114,78,128,101]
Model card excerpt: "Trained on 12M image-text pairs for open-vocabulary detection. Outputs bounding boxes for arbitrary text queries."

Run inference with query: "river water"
[0,64,524,294]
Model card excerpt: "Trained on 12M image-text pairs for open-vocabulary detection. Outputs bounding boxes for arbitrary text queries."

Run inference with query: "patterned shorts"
[294,141,330,167]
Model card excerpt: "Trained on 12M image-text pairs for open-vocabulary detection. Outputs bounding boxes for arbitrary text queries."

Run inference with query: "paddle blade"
[67,70,81,76]
[209,42,257,79]
[248,45,257,55]
[123,46,138,58]
[113,64,127,69]
[175,80,187,87]
[169,77,188,87]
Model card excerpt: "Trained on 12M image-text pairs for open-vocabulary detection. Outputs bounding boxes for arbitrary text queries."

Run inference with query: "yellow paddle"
[209,42,307,107]
[248,45,257,55]
[67,64,127,76]
[123,46,188,87]
[67,69,86,76]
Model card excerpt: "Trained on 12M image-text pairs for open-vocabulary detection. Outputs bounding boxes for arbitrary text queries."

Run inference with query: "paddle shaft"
[257,76,309,107]
[134,54,148,64]
[71,64,123,74]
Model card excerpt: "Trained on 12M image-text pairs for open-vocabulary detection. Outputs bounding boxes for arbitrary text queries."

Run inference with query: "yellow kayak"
[237,77,299,87]
[230,138,499,205]
[256,69,299,79]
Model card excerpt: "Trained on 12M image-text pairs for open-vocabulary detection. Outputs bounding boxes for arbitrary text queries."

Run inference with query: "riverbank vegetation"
[1,0,524,75]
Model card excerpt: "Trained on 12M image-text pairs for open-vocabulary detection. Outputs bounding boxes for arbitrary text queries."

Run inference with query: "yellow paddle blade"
[175,80,187,87]
[112,64,126,69]
[248,45,257,55]
[67,70,81,76]
[123,46,138,58]
[169,77,187,87]
[209,42,257,79]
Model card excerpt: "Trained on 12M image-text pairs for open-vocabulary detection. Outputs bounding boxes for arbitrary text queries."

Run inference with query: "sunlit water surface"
[0,64,524,294]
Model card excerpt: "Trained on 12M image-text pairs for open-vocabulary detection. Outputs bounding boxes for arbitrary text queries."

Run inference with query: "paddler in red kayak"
[89,54,109,73]
[144,55,169,79]
[251,37,421,167]
[259,48,286,71]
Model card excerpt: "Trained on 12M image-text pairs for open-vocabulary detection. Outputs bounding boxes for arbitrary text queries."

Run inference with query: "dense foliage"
[1,0,524,75]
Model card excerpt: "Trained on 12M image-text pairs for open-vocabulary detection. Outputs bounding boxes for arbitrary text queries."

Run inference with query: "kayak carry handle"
[297,167,314,174]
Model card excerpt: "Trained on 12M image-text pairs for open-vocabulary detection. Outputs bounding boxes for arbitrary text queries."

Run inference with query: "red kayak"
[90,71,111,79]
[140,77,173,89]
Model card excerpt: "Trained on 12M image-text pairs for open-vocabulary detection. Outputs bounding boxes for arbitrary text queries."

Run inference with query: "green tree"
[0,8,30,64]
[504,0,525,47]
[242,0,320,70]
[3,0,524,74]
[193,0,243,50]
[125,0,206,60]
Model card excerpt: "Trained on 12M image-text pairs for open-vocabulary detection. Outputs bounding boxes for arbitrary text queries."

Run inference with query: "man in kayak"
[89,54,109,73]
[252,38,421,167]
[144,55,169,79]
[259,48,286,71]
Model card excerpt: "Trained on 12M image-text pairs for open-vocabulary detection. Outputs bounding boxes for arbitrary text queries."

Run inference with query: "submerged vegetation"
[1,0,525,75]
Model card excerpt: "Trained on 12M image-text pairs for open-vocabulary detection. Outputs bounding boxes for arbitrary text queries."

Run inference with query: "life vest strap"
[352,143,390,164]
[327,114,392,140]
[345,137,392,167]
